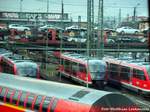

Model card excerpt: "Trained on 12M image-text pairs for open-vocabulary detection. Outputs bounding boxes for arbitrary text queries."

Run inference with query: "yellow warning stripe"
[2,103,26,111]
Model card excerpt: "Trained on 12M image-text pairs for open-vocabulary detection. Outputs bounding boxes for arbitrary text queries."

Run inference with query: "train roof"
[61,52,105,65]
[104,57,150,68]
[2,54,38,67]
[0,52,12,57]
[0,73,136,107]
[0,50,12,55]
[3,54,32,63]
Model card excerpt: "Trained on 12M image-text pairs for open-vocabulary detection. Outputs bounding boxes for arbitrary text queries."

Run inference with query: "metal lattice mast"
[87,0,91,57]
[86,0,92,88]
[118,8,121,25]
[91,0,95,50]
[86,0,94,87]
[97,0,104,59]
[20,0,23,12]
[45,0,49,74]
[59,0,64,81]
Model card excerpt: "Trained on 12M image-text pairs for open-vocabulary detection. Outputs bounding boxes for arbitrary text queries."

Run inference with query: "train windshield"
[16,64,37,77]
[89,60,106,80]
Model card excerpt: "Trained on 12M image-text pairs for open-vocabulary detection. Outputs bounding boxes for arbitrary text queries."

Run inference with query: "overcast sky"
[0,0,148,21]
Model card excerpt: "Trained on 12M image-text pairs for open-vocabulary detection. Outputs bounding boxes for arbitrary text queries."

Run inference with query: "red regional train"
[0,73,138,112]
[0,53,40,78]
[103,57,150,95]
[54,52,107,89]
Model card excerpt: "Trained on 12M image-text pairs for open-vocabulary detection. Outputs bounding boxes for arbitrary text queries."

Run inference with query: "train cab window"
[120,66,130,81]
[42,97,52,112]
[34,95,43,110]
[133,69,146,80]
[26,93,35,108]
[79,64,87,74]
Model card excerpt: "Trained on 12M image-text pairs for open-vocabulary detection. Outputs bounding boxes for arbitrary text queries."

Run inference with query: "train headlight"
[143,84,147,87]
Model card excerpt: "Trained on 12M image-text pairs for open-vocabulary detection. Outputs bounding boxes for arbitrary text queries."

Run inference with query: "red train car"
[103,57,150,95]
[55,52,107,89]
[0,49,12,72]
[0,73,138,112]
[0,53,40,78]
[9,28,61,45]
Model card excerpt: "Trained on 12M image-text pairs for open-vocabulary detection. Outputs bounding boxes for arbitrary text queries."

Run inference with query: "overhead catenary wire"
[36,0,145,8]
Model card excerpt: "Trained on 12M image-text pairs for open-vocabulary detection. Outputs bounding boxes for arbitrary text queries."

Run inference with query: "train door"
[120,66,131,84]
[78,64,88,82]
[63,59,72,76]
[132,68,147,91]
[109,63,120,81]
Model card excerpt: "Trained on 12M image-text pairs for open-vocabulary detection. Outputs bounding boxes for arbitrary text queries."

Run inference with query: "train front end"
[15,61,40,78]
[88,60,107,89]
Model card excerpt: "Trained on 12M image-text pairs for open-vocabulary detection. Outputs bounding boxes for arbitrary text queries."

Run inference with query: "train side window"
[48,31,52,40]
[64,60,71,72]
[26,93,35,108]
[72,62,79,76]
[12,90,21,105]
[3,88,9,102]
[0,87,2,94]
[34,95,43,110]
[133,69,146,80]
[42,97,52,112]
[1,60,14,74]
[56,30,60,40]
[19,92,27,106]
[9,89,16,104]
[0,87,6,101]
[79,64,86,73]
[6,88,14,103]
[120,66,130,81]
